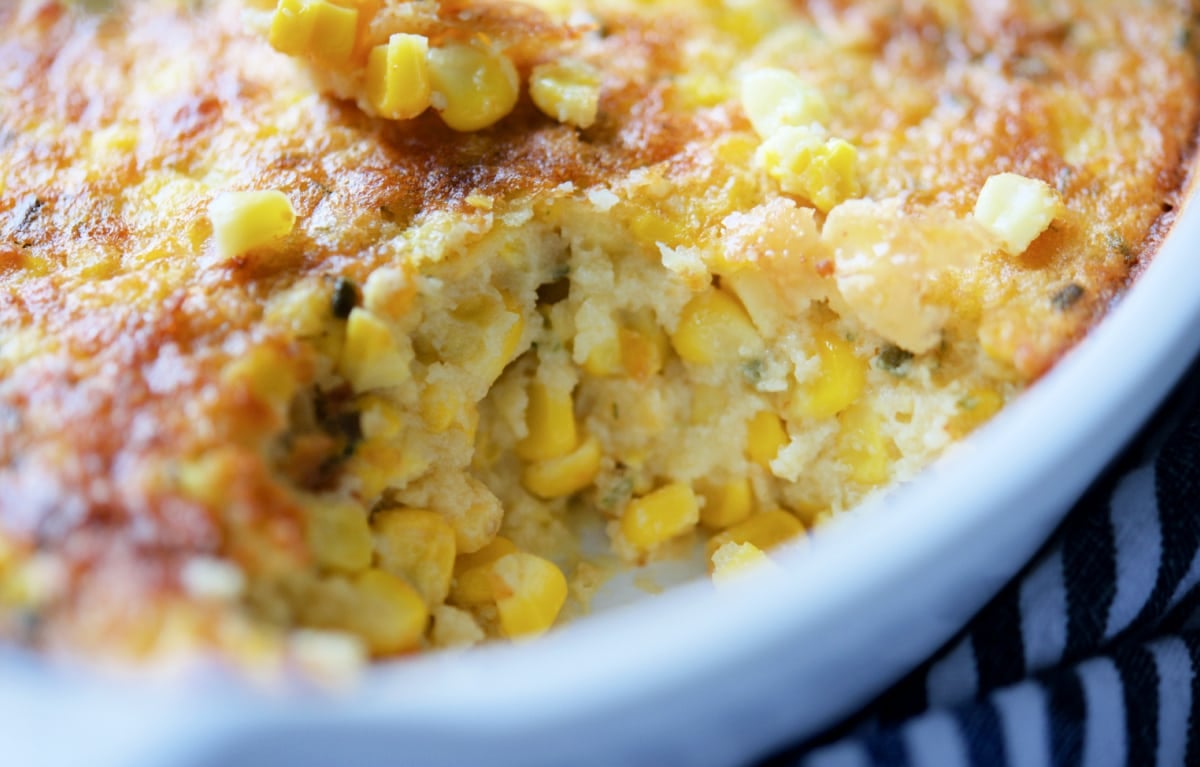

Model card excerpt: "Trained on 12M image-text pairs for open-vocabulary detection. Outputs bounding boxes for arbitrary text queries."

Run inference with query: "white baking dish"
[4,183,1200,767]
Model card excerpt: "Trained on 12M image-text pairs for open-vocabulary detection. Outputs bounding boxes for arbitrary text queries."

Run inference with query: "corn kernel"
[699,478,754,529]
[619,325,666,380]
[839,401,891,485]
[620,483,700,551]
[427,42,520,132]
[365,34,433,120]
[530,59,601,129]
[711,541,772,583]
[522,435,603,500]
[419,383,462,433]
[373,509,456,607]
[268,0,316,56]
[220,345,297,414]
[338,308,411,392]
[583,334,622,377]
[490,552,568,638]
[947,388,1005,438]
[349,441,429,502]
[269,0,358,66]
[706,509,804,569]
[336,571,429,652]
[449,535,518,606]
[490,298,526,382]
[670,289,763,365]
[631,208,684,249]
[208,190,295,259]
[756,127,861,212]
[515,381,578,461]
[746,410,789,469]
[973,172,1063,255]
[791,332,866,419]
[307,0,358,65]
[740,68,830,138]
[306,498,373,573]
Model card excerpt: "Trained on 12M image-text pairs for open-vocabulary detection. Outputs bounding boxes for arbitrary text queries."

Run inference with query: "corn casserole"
[0,0,1197,672]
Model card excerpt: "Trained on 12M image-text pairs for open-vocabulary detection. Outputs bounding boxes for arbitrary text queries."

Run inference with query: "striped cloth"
[766,353,1200,767]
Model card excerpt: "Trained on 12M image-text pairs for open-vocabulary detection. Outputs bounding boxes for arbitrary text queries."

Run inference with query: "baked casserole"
[0,0,1196,671]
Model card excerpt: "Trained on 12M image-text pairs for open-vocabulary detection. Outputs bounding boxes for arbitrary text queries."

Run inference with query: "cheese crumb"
[209,190,295,259]
[973,173,1063,255]
[740,68,830,137]
[180,557,246,601]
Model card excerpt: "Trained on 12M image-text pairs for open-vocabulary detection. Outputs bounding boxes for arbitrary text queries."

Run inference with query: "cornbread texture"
[0,0,1196,668]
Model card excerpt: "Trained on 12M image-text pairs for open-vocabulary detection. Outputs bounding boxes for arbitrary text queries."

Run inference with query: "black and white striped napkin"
[765,352,1200,767]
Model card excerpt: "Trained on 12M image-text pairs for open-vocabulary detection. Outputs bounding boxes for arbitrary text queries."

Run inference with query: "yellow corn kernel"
[583,334,621,377]
[490,552,568,638]
[746,410,789,469]
[449,535,518,606]
[268,0,316,56]
[362,265,416,321]
[791,331,867,419]
[365,34,433,120]
[220,345,297,415]
[427,42,520,132]
[522,435,603,500]
[489,299,526,382]
[338,308,411,392]
[670,289,763,365]
[619,325,666,380]
[332,569,428,655]
[973,173,1062,255]
[419,383,462,433]
[620,483,700,551]
[515,381,577,461]
[757,127,861,213]
[530,59,601,129]
[839,401,891,485]
[269,0,358,66]
[307,0,358,65]
[711,541,772,583]
[305,498,373,572]
[208,190,295,259]
[947,388,1005,438]
[699,478,755,529]
[373,509,456,607]
[740,68,830,138]
[705,509,804,567]
[349,441,428,502]
[630,208,684,249]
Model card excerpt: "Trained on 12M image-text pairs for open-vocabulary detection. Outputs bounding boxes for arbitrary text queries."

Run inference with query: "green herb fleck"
[331,277,360,319]
[1105,231,1134,263]
[600,476,634,511]
[611,401,620,421]
[876,344,914,375]
[1050,283,1085,312]
[741,358,766,384]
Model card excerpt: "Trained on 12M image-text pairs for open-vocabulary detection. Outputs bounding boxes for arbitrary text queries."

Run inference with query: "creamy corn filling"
[245,192,1003,654]
[0,0,1196,669]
